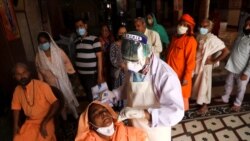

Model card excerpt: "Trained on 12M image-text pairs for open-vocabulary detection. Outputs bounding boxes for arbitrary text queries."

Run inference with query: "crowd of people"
[10,13,250,141]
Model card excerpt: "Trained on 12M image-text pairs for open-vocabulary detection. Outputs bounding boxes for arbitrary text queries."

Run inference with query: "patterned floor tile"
[172,134,192,141]
[215,129,239,141]
[184,120,204,134]
[204,118,224,131]
[194,131,216,141]
[222,115,244,128]
[241,113,250,124]
[236,126,250,141]
[172,123,184,136]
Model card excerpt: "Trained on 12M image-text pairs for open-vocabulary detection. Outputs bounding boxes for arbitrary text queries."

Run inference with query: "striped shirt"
[225,34,250,76]
[74,35,101,74]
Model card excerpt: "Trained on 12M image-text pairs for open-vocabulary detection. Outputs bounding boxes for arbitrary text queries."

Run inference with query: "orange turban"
[180,14,195,27]
[180,14,195,34]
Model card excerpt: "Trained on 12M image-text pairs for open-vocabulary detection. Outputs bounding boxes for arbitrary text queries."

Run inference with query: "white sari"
[36,32,79,118]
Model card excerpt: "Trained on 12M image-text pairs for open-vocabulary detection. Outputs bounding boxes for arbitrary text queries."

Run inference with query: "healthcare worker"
[105,31,184,141]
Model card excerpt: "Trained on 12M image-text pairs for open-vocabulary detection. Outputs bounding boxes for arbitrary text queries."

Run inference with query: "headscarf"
[75,101,148,141]
[36,31,79,107]
[180,14,196,35]
[75,101,117,139]
[146,13,169,44]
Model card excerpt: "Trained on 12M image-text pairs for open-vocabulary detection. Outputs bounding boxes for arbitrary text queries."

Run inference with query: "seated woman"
[75,101,148,141]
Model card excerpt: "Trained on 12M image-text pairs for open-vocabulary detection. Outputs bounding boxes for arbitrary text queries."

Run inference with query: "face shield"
[121,31,151,72]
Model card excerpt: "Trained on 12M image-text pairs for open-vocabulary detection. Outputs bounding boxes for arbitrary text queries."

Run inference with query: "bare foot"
[197,104,208,115]
[231,105,241,112]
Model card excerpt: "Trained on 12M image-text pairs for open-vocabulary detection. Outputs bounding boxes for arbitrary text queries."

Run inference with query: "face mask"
[148,19,153,25]
[177,25,188,35]
[95,122,115,136]
[126,43,147,72]
[39,42,50,51]
[77,28,86,36]
[127,61,144,72]
[132,72,145,82]
[199,27,208,35]
[243,28,250,35]
[18,77,31,87]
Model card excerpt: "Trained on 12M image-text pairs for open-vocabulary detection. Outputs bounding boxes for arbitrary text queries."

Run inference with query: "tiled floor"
[172,100,250,141]
[172,113,250,141]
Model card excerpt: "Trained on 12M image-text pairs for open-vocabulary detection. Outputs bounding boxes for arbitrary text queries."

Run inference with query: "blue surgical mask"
[199,27,208,35]
[39,42,50,51]
[77,28,86,36]
[132,72,145,82]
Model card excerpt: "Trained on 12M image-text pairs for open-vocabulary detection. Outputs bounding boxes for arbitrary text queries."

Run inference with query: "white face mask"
[177,25,188,35]
[148,19,153,25]
[127,61,144,72]
[127,45,146,72]
[96,122,115,136]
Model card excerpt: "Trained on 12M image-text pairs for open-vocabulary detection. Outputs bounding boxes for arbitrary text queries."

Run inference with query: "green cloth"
[146,13,169,45]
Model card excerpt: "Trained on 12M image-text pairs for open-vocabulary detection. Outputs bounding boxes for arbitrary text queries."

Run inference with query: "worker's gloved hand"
[118,107,145,122]
[100,90,117,106]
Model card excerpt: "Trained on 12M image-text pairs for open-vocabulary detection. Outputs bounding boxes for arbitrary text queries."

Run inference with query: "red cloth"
[166,35,197,111]
[180,14,195,35]
[180,14,195,27]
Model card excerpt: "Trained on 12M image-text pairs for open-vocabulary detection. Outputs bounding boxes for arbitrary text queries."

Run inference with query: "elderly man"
[12,63,59,141]
[192,19,229,114]
[166,14,197,111]
[102,31,184,141]
[215,17,250,112]
[134,17,162,57]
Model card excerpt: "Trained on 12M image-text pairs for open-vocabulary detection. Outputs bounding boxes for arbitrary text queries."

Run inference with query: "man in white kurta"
[192,19,229,114]
[216,17,250,112]
[134,17,162,57]
[108,31,184,141]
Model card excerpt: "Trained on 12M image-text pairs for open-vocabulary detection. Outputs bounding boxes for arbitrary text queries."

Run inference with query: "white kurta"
[144,28,162,57]
[114,55,184,140]
[192,33,226,105]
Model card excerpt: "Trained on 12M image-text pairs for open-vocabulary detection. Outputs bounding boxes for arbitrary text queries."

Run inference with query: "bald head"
[200,19,214,32]
[13,63,31,87]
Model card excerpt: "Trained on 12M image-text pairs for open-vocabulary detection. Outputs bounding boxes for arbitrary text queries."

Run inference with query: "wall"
[227,0,242,27]
[15,0,44,62]
[0,0,26,109]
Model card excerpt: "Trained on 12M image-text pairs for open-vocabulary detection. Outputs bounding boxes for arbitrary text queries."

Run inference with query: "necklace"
[23,80,35,107]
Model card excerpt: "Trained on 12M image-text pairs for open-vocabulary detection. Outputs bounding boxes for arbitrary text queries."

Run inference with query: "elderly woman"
[75,101,148,141]
[36,31,79,120]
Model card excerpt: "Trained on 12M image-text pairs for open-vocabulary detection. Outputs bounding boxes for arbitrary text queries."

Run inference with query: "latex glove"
[118,107,145,122]
[100,90,117,106]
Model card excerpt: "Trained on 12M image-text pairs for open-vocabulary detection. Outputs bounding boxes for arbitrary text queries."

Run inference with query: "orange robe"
[11,79,57,141]
[75,101,147,141]
[166,35,197,110]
